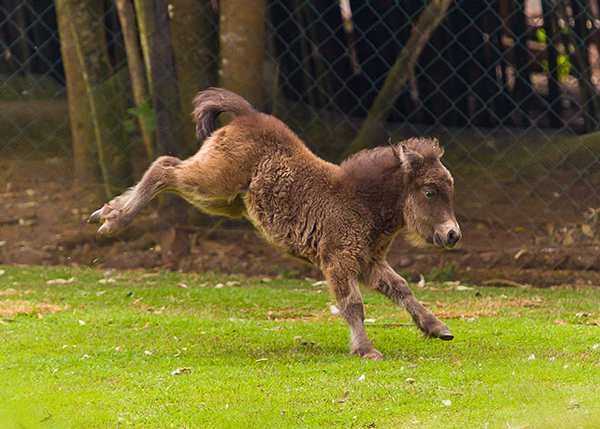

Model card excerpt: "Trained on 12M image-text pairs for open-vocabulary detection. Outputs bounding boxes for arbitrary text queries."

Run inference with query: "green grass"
[1,266,599,428]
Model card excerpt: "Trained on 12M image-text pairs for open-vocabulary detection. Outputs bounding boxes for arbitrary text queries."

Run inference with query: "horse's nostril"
[447,229,459,245]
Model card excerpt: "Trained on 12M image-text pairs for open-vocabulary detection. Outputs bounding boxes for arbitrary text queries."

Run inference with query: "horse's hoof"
[359,349,384,360]
[424,322,454,341]
[87,207,103,223]
[437,329,454,341]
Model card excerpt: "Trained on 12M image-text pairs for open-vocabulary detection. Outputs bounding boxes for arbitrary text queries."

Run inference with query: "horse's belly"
[243,195,319,264]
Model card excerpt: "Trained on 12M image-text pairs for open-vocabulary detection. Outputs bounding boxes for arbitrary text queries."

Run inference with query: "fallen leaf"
[514,248,528,260]
[141,273,159,279]
[78,320,86,326]
[18,217,37,226]
[441,399,452,407]
[255,358,268,363]
[214,283,224,289]
[18,201,37,209]
[46,277,76,285]
[0,288,29,297]
[455,285,474,291]
[405,377,416,384]
[357,374,366,382]
[335,390,350,403]
[0,300,63,318]
[417,274,426,288]
[0,269,5,276]
[178,283,188,289]
[312,280,327,287]
[329,305,340,315]
[171,367,191,376]
[225,281,241,287]
[528,353,536,361]
[581,224,594,238]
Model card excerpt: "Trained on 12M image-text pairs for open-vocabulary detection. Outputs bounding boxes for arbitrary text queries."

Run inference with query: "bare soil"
[1,152,599,287]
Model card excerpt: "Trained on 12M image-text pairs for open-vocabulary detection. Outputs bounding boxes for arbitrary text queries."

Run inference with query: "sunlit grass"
[0,265,599,428]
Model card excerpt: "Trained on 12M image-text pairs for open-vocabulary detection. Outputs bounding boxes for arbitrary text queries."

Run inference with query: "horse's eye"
[424,189,436,199]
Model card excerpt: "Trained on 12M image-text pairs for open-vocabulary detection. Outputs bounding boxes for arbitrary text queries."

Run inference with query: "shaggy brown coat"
[89,88,461,360]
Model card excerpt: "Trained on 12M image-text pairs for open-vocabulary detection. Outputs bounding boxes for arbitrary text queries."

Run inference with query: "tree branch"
[343,0,452,158]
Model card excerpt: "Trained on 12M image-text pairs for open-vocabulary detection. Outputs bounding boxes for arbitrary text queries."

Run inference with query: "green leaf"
[536,28,547,44]
[127,100,157,133]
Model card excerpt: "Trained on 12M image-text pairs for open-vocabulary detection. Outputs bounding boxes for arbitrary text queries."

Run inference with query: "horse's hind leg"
[89,146,251,236]
[88,156,182,236]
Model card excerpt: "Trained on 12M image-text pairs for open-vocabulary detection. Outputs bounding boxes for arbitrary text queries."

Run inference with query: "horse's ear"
[388,140,403,163]
[399,143,424,172]
[430,137,444,158]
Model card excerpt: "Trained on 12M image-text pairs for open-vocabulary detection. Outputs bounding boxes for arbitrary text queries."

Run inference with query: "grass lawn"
[0,265,599,428]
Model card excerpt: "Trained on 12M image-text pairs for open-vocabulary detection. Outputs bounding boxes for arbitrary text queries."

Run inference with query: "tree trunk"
[11,0,30,75]
[0,6,10,74]
[55,0,100,186]
[133,0,153,86]
[137,0,185,156]
[59,0,132,197]
[570,0,600,131]
[170,0,218,150]
[295,0,320,108]
[417,4,453,126]
[137,0,190,269]
[589,0,600,54]
[219,0,266,108]
[495,0,514,125]
[475,2,502,127]
[344,0,452,158]
[511,0,534,126]
[445,3,471,126]
[542,0,563,128]
[115,0,155,160]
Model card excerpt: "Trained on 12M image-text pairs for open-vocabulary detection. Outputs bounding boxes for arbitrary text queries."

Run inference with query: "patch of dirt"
[266,309,317,321]
[430,296,544,320]
[0,288,30,297]
[0,300,63,318]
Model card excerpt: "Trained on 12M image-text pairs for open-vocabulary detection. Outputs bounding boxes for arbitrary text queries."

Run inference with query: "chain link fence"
[1,0,599,279]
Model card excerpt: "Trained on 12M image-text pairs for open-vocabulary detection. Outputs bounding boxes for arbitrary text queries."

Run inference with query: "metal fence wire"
[1,0,600,276]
